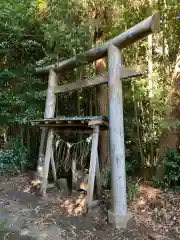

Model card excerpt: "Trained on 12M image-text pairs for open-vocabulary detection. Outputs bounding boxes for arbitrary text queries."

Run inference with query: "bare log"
[35,13,160,75]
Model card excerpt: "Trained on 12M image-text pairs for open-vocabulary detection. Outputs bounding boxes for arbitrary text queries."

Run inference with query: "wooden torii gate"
[34,12,160,228]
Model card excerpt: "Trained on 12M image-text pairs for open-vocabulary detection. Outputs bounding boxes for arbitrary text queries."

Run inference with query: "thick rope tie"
[53,133,92,172]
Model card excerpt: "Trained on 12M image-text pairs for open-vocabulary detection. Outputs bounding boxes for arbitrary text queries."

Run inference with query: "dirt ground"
[0,175,180,240]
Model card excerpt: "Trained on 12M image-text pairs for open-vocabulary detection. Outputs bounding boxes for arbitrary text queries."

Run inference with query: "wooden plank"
[35,13,160,75]
[31,116,108,122]
[53,65,145,94]
[86,125,99,208]
[51,148,57,183]
[88,119,109,128]
[55,129,93,133]
[34,127,107,133]
[88,119,103,126]
[32,124,108,131]
[40,129,54,195]
[31,118,109,125]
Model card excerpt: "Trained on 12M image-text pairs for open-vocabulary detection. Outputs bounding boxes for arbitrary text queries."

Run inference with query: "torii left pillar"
[108,44,132,228]
[37,69,58,195]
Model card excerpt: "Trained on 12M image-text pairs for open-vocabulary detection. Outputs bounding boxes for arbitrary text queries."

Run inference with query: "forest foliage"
[0,0,179,186]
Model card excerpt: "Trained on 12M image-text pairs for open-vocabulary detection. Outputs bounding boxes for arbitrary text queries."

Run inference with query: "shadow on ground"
[0,230,36,240]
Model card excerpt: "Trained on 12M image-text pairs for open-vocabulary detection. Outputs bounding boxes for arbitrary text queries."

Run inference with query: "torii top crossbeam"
[35,13,160,75]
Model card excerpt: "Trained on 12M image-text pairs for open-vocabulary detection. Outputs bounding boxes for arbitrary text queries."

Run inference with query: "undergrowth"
[153,149,180,188]
[101,166,140,200]
[0,136,28,176]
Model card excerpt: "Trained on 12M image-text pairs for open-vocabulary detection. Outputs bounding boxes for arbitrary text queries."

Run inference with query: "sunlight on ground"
[59,192,86,216]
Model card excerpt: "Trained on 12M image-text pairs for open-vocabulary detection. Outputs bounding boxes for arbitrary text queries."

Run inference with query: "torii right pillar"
[108,44,132,228]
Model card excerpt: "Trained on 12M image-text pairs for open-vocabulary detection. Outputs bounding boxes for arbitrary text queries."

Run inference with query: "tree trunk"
[76,69,81,116]
[131,82,144,167]
[92,17,109,168]
[27,124,30,157]
[148,33,154,168]
[95,57,109,168]
[89,88,93,116]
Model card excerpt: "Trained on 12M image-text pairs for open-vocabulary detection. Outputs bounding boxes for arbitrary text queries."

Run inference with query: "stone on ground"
[56,178,70,195]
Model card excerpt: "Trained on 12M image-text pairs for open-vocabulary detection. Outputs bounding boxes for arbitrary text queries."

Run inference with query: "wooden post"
[108,45,127,218]
[44,70,58,118]
[37,70,57,194]
[37,128,48,180]
[86,125,99,208]
[95,154,101,199]
[41,129,54,195]
[72,158,77,190]
[51,149,57,183]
